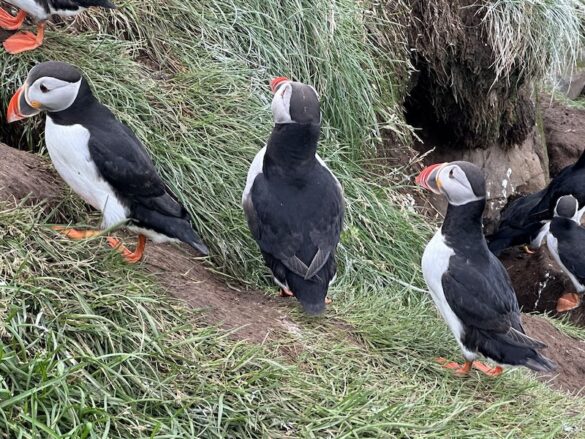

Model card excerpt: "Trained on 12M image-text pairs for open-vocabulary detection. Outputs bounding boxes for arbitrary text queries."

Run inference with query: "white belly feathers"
[8,0,84,19]
[45,117,128,229]
[422,230,476,360]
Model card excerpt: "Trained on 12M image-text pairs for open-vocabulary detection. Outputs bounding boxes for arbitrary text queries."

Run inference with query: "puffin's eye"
[40,84,49,93]
[449,169,455,179]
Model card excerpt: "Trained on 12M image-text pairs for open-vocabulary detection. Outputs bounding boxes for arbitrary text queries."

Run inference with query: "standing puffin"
[488,151,585,254]
[0,0,115,54]
[242,77,344,315]
[546,195,585,312]
[7,61,208,262]
[416,161,554,375]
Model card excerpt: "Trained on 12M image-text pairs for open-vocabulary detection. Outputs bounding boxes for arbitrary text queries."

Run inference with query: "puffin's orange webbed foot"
[472,361,504,377]
[52,226,102,240]
[556,292,581,313]
[280,288,294,298]
[0,9,26,30]
[3,22,45,54]
[435,357,472,375]
[107,234,146,264]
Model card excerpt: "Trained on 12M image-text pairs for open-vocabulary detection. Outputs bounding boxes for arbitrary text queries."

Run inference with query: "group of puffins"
[3,0,584,378]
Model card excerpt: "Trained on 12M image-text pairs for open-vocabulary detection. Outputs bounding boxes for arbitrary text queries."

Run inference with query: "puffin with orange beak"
[417,161,554,376]
[242,77,344,315]
[8,61,209,262]
[546,195,585,313]
[0,0,116,54]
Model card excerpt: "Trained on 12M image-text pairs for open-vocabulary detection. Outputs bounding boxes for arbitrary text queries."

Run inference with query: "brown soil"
[143,243,302,343]
[542,95,585,177]
[523,314,585,394]
[0,143,64,206]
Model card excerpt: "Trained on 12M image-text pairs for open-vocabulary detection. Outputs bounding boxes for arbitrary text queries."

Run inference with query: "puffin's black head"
[7,61,88,123]
[554,195,579,219]
[270,76,320,125]
[416,161,486,206]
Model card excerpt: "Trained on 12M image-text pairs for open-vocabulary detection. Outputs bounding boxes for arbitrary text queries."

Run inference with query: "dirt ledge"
[2,143,585,392]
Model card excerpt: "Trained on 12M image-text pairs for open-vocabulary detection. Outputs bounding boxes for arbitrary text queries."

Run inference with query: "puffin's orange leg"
[472,361,504,377]
[435,357,472,375]
[107,234,146,264]
[556,292,581,312]
[52,226,102,240]
[0,9,26,30]
[280,288,294,297]
[3,22,45,54]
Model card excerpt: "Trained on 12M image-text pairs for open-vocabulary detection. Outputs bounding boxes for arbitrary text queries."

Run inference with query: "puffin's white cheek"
[271,84,293,124]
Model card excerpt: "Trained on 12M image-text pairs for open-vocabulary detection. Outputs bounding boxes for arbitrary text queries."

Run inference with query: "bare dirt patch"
[523,314,585,394]
[0,143,64,206]
[542,95,585,177]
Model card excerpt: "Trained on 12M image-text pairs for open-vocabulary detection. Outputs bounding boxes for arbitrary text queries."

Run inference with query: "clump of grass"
[1,202,584,437]
[480,0,583,82]
[406,0,583,149]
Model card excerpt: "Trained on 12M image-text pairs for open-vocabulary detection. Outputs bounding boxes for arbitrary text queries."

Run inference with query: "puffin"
[416,161,555,376]
[488,151,585,255]
[546,195,585,312]
[0,0,115,54]
[242,76,344,315]
[7,61,208,262]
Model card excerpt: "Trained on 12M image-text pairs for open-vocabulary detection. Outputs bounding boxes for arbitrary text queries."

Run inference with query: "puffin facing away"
[416,161,554,376]
[488,150,585,255]
[242,77,344,315]
[7,61,208,262]
[546,195,585,312]
[0,0,116,54]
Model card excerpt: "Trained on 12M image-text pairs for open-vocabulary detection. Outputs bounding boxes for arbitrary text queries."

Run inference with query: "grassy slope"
[0,1,584,437]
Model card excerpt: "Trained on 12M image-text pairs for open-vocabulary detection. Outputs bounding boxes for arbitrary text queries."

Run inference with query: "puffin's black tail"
[469,328,556,372]
[286,273,328,316]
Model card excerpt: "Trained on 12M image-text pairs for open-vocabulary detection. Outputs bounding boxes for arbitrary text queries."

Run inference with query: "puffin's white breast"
[7,0,84,19]
[45,117,128,229]
[242,146,266,205]
[546,233,585,292]
[422,230,475,359]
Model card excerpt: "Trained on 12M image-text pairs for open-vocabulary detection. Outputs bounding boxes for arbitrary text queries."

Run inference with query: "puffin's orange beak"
[416,163,446,194]
[270,76,289,93]
[7,86,25,123]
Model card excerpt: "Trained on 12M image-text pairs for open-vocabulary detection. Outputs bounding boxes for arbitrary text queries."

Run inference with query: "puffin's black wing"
[442,252,544,349]
[486,189,546,254]
[87,113,208,254]
[554,220,585,284]
[244,167,344,281]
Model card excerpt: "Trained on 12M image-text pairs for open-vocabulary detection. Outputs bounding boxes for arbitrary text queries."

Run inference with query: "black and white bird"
[7,61,208,262]
[242,77,344,315]
[488,151,585,255]
[0,0,115,54]
[416,161,555,376]
[546,195,585,313]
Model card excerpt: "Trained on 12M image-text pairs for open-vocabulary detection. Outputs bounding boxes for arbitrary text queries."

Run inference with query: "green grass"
[0,0,584,437]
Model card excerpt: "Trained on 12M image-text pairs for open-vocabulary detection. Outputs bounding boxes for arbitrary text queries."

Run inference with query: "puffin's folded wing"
[442,253,520,335]
[557,224,585,283]
[88,126,167,199]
